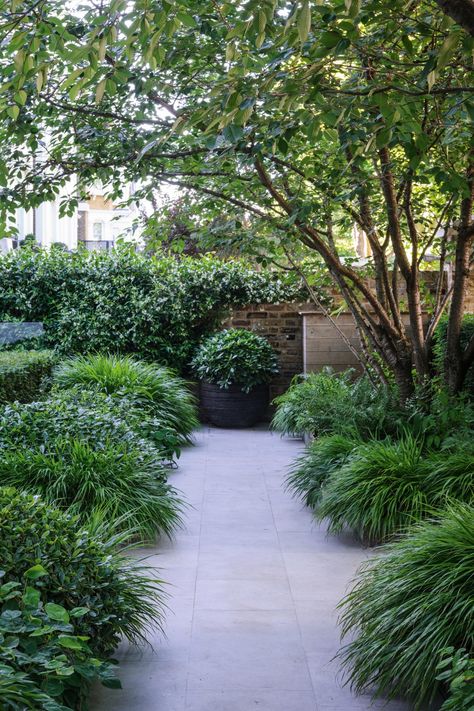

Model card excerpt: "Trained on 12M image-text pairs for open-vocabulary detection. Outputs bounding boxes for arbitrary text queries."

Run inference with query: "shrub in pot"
[191,329,279,428]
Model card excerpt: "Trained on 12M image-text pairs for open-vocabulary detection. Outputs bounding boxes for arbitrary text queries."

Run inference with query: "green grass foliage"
[339,504,474,709]
[0,440,182,541]
[286,433,360,509]
[317,434,431,544]
[53,353,198,444]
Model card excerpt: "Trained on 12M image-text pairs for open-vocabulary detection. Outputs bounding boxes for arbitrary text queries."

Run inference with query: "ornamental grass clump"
[317,434,430,544]
[0,440,183,541]
[191,328,279,393]
[339,504,474,709]
[285,433,360,509]
[53,353,198,443]
[424,446,474,506]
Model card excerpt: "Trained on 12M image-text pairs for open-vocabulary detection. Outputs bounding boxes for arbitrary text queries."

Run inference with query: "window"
[92,221,104,240]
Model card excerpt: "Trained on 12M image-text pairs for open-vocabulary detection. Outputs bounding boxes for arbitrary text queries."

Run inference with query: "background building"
[0,182,141,253]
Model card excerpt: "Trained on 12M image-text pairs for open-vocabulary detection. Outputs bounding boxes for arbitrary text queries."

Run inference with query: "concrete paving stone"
[92,427,421,711]
[194,576,294,611]
[187,609,313,692]
[196,541,286,580]
[90,660,187,711]
[185,690,319,710]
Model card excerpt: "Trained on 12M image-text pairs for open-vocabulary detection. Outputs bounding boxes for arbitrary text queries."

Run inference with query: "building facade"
[0,183,141,253]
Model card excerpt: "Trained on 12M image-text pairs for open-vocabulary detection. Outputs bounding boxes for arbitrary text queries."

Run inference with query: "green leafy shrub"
[0,349,56,403]
[437,649,474,711]
[0,439,182,541]
[191,329,279,393]
[0,580,119,710]
[53,354,198,445]
[317,434,430,544]
[272,369,399,438]
[285,434,360,509]
[0,392,164,467]
[405,390,474,449]
[339,504,474,709]
[0,488,165,657]
[0,248,306,370]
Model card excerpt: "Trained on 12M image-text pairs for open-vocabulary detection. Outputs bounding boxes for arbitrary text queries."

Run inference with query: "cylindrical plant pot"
[200,381,269,428]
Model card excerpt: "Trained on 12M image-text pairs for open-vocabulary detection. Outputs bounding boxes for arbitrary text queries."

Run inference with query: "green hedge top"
[0,349,56,403]
[0,248,314,370]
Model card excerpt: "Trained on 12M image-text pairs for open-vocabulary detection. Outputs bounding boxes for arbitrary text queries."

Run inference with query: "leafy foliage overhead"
[0,0,472,394]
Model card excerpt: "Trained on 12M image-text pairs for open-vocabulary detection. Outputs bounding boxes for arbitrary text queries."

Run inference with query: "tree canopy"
[0,0,473,395]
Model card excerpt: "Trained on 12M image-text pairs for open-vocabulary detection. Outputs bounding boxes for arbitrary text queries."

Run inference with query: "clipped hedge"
[0,349,56,403]
[0,247,309,370]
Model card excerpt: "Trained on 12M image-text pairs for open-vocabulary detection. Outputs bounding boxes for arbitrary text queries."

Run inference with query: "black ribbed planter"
[200,381,269,428]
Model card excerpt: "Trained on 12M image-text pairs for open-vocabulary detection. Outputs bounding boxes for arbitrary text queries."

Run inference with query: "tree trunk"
[435,0,474,36]
[445,157,474,393]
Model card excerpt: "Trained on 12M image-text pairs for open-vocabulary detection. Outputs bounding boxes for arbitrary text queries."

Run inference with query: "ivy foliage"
[0,248,305,370]
[0,578,119,711]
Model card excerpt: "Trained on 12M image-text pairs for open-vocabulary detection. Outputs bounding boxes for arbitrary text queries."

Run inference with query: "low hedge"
[0,349,56,403]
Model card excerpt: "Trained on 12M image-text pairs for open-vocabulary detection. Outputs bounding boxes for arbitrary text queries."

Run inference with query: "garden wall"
[224,303,306,400]
[226,273,474,392]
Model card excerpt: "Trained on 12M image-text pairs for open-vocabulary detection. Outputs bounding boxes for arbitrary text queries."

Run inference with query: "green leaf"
[58,635,86,650]
[437,30,461,72]
[320,30,342,48]
[6,105,20,121]
[177,13,197,28]
[45,603,70,623]
[24,564,48,580]
[95,78,106,104]
[297,1,311,44]
[23,587,41,608]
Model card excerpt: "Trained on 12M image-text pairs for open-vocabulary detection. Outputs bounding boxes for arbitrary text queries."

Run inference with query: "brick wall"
[223,274,474,401]
[224,303,306,401]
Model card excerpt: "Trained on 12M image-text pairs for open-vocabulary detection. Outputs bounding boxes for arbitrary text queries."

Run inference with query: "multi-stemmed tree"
[0,0,473,396]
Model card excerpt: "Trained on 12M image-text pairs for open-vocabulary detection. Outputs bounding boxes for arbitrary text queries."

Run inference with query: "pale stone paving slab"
[92,427,413,711]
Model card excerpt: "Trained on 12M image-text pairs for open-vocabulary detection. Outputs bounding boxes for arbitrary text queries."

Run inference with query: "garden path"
[92,427,412,711]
